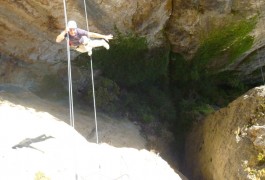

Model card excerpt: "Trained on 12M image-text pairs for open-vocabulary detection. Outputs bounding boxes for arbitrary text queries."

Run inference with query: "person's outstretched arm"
[88,32,113,41]
[56,29,68,43]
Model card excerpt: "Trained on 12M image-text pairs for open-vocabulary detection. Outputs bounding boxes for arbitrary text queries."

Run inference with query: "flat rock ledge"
[0,92,184,180]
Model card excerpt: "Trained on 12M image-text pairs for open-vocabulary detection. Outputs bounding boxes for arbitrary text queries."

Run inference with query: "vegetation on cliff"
[193,17,256,71]
[74,32,174,125]
[72,18,258,169]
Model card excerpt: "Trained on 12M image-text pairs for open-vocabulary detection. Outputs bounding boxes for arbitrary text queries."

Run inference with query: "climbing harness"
[63,0,75,128]
[255,0,265,85]
[83,0,99,144]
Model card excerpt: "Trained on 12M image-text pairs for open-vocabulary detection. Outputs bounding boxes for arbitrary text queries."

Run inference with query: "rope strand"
[90,56,99,144]
[83,0,90,32]
[63,0,75,128]
[62,1,77,179]
[83,0,99,144]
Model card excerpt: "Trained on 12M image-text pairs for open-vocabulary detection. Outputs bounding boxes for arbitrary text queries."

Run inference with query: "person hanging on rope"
[56,20,113,56]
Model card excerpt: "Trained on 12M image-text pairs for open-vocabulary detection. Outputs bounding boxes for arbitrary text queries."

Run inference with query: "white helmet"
[67,20,77,29]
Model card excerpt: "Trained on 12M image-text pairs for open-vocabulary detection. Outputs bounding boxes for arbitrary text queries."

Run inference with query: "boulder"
[185,86,265,179]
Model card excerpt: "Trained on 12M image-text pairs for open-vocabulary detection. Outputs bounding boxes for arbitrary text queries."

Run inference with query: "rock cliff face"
[0,0,171,62]
[1,0,265,83]
[185,86,265,180]
[166,0,263,56]
[1,1,265,179]
[0,0,172,92]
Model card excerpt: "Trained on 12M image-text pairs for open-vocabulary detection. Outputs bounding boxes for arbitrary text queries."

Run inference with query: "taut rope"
[63,0,75,128]
[83,0,99,144]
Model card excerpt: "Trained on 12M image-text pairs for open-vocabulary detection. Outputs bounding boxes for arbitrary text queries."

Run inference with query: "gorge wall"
[1,0,265,86]
[1,0,265,69]
[1,1,265,179]
[185,86,265,180]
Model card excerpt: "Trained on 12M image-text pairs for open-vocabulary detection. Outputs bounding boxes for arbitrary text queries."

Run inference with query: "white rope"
[90,56,99,144]
[83,0,99,144]
[63,0,75,128]
[83,0,90,32]
[62,2,78,180]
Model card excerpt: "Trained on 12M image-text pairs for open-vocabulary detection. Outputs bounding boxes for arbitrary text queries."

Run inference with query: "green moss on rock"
[93,33,170,87]
[193,17,256,71]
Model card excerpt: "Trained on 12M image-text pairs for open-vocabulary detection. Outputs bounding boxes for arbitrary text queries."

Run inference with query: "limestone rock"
[0,0,171,63]
[166,0,265,60]
[1,0,265,85]
[0,87,186,180]
[248,125,265,151]
[185,86,265,180]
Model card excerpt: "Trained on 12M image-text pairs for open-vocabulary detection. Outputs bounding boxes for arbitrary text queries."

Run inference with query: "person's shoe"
[84,45,92,56]
[88,50,92,56]
[103,40,110,50]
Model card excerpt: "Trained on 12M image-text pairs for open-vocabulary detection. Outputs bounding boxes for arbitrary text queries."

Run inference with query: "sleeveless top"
[64,28,89,46]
